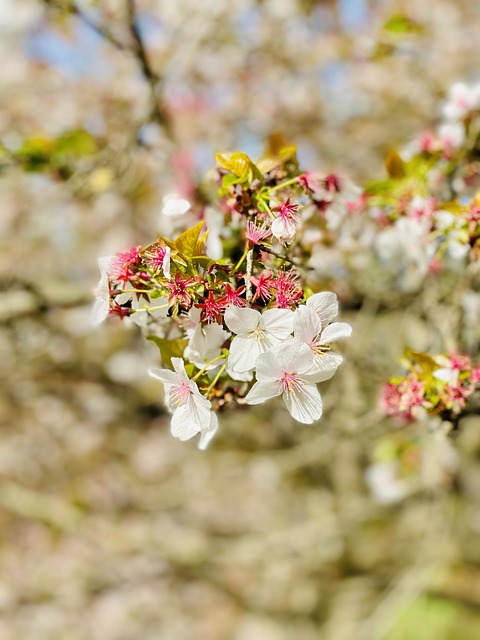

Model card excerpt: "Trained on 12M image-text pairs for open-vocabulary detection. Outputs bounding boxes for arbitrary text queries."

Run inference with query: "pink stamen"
[171,382,193,406]
[280,371,300,394]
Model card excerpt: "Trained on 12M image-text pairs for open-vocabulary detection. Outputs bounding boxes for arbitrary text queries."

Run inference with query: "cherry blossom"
[92,255,114,326]
[293,304,351,375]
[184,321,230,370]
[224,306,294,373]
[245,342,336,424]
[161,194,191,217]
[271,200,300,244]
[149,357,215,443]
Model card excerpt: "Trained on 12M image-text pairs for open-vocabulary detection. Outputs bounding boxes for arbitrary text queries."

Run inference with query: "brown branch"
[41,0,173,137]
[261,246,312,270]
[125,0,173,135]
[42,0,127,51]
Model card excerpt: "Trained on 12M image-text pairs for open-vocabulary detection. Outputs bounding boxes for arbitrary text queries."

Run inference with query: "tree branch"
[42,0,127,51]
[125,0,173,135]
[41,0,173,137]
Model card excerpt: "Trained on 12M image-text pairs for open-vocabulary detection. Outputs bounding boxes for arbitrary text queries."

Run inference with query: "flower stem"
[119,288,155,294]
[245,248,254,304]
[233,246,249,272]
[133,303,169,313]
[267,177,299,194]
[206,362,228,396]
[192,355,226,381]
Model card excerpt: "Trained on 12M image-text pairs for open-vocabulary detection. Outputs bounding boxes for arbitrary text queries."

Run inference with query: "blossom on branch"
[149,357,217,445]
[245,342,337,424]
[224,306,294,373]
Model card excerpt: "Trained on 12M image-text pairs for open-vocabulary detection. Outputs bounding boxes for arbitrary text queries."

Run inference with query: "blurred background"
[2,1,480,638]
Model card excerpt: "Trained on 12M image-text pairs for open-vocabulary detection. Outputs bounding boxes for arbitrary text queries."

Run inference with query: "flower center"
[171,381,193,406]
[309,338,330,356]
[280,372,301,394]
[254,323,266,341]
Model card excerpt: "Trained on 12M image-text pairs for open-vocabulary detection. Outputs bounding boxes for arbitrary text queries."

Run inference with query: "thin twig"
[125,0,172,134]
[43,0,127,50]
[245,249,254,304]
[261,246,312,271]
[42,0,173,137]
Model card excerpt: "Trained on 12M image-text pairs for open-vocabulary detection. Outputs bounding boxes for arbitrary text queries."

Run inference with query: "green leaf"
[363,179,396,195]
[404,349,438,376]
[192,256,215,268]
[257,145,298,174]
[383,14,422,35]
[441,201,467,214]
[17,135,55,171]
[147,336,187,367]
[54,130,97,157]
[215,151,262,182]
[385,149,406,179]
[174,222,208,258]
[222,173,241,188]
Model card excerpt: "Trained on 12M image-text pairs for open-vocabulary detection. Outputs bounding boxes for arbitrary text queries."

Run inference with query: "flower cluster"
[291,81,480,294]
[382,350,480,421]
[94,146,352,447]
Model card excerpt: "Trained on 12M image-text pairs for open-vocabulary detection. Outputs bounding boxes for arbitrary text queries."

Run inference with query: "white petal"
[273,340,314,375]
[261,308,295,339]
[306,352,343,381]
[294,305,322,343]
[91,278,110,326]
[204,323,231,350]
[255,349,289,381]
[170,390,212,441]
[161,194,191,217]
[227,367,253,382]
[224,305,260,335]
[189,305,202,324]
[433,368,456,382]
[171,358,190,381]
[198,412,219,450]
[170,406,201,441]
[98,255,115,276]
[306,292,338,326]
[227,334,260,372]
[162,247,171,278]
[245,380,282,405]
[320,322,352,343]
[283,383,323,424]
[271,216,297,244]
[148,367,179,385]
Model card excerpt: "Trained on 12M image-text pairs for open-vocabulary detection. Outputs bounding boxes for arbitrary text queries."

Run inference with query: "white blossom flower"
[245,342,335,424]
[434,210,469,260]
[442,82,480,121]
[198,412,218,450]
[161,246,171,278]
[293,304,351,375]
[365,462,409,504]
[184,321,230,370]
[92,255,114,326]
[161,194,191,217]
[149,357,214,442]
[271,215,298,244]
[375,217,431,275]
[224,306,294,373]
[306,291,339,326]
[438,122,465,149]
[271,202,301,245]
